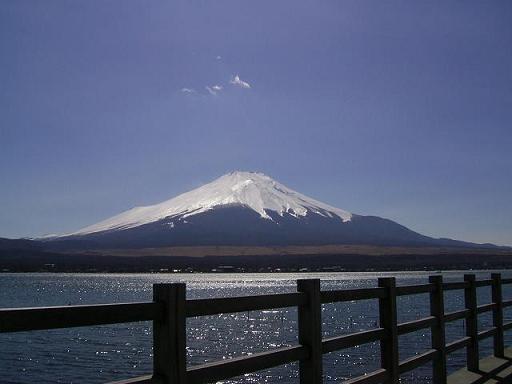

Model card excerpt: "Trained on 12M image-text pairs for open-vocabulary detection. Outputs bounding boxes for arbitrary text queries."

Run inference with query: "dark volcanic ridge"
[2,172,509,263]
[44,205,501,251]
[42,171,506,251]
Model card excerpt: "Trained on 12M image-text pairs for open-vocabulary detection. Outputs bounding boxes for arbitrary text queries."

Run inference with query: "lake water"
[1,271,512,384]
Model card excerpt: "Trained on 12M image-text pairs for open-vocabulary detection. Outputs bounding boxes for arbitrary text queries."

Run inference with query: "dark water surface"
[1,271,512,383]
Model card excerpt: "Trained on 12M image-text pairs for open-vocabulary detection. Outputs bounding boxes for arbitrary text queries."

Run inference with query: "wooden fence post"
[153,283,186,384]
[378,277,399,384]
[492,273,505,358]
[297,279,322,384]
[464,274,479,371]
[429,275,447,384]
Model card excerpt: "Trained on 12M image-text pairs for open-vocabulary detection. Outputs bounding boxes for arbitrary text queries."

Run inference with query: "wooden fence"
[1,273,512,384]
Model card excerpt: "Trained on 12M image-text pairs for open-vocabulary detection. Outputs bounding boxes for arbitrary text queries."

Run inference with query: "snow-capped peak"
[67,171,352,236]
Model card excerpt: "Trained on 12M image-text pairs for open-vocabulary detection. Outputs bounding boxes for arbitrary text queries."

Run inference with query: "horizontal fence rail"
[186,292,306,317]
[1,273,512,384]
[0,302,162,332]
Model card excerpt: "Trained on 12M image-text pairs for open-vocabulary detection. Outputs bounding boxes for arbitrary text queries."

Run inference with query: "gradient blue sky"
[1,1,511,245]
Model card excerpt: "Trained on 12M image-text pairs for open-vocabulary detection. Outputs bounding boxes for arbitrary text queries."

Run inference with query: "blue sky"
[1,1,511,245]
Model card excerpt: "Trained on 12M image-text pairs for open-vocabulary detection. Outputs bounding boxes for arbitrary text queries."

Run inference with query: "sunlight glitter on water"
[1,271,511,383]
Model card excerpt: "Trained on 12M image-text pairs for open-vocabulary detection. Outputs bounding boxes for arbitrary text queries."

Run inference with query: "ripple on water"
[1,271,512,383]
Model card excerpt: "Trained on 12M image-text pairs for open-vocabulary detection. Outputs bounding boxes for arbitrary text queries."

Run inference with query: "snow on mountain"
[67,171,352,236]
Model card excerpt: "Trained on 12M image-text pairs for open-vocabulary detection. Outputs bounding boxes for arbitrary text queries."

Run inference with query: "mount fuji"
[45,171,494,250]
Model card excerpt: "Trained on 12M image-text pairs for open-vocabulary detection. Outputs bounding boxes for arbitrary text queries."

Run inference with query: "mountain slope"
[67,171,351,236]
[46,171,499,250]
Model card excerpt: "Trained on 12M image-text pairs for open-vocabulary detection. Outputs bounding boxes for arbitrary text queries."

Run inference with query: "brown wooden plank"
[475,279,493,287]
[153,284,186,384]
[476,303,496,314]
[397,316,436,335]
[430,275,447,384]
[320,287,387,303]
[378,277,399,384]
[186,293,305,317]
[297,279,322,384]
[445,337,471,354]
[0,302,160,333]
[186,345,308,384]
[477,327,497,341]
[398,349,438,374]
[464,274,479,371]
[342,369,389,384]
[322,328,386,353]
[444,309,470,323]
[492,273,505,358]
[502,299,512,308]
[107,375,161,384]
[396,284,434,296]
[443,282,469,291]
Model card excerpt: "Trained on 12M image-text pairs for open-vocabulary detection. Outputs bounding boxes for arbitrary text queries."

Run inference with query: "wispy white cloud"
[181,88,196,93]
[205,84,223,96]
[230,75,251,89]
[216,55,222,60]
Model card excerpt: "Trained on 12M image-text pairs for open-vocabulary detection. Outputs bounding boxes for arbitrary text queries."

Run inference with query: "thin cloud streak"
[205,86,216,96]
[230,75,251,89]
